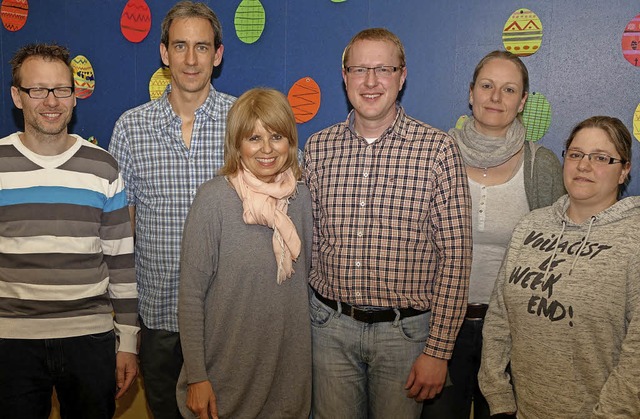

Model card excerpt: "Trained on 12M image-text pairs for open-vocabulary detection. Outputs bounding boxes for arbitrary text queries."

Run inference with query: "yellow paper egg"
[71,55,95,100]
[502,9,543,57]
[633,103,640,142]
[149,67,171,100]
[454,115,468,130]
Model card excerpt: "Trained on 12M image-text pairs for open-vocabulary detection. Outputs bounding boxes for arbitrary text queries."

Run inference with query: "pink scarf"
[228,166,301,284]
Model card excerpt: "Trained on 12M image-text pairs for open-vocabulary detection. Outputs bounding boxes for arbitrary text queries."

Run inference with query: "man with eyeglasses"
[108,2,236,417]
[303,28,472,418]
[0,43,139,418]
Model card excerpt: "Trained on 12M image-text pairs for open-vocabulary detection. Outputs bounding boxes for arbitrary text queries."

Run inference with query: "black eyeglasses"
[18,86,74,99]
[345,65,403,78]
[562,149,627,165]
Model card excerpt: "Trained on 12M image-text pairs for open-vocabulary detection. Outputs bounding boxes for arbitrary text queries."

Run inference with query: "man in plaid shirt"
[303,28,472,419]
[109,2,235,418]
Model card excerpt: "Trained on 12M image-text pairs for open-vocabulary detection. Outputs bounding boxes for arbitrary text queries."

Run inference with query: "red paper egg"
[120,0,151,43]
[1,0,28,32]
[622,13,640,67]
[287,77,321,124]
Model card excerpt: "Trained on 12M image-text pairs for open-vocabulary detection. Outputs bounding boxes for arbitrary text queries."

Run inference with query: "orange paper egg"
[1,0,28,32]
[287,77,321,124]
[120,0,151,43]
[71,55,96,100]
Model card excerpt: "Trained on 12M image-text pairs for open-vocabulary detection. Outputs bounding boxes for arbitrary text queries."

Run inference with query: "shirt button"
[355,292,361,297]
[360,201,366,207]
[355,261,361,267]
[363,172,369,178]
[357,231,364,237]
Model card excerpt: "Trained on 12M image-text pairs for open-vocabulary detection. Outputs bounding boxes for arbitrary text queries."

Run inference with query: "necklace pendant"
[482,167,488,177]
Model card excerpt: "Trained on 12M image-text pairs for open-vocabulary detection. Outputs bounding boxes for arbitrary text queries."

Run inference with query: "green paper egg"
[234,0,265,44]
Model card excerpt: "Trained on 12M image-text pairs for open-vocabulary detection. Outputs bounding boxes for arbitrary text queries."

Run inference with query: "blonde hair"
[342,28,406,69]
[220,88,300,179]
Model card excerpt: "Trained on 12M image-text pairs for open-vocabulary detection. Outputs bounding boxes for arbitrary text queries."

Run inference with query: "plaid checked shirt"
[303,106,472,359]
[109,85,236,332]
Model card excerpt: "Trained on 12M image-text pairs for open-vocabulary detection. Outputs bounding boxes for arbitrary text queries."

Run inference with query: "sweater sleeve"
[591,255,640,418]
[478,233,519,415]
[527,145,566,210]
[178,182,221,384]
[103,172,139,354]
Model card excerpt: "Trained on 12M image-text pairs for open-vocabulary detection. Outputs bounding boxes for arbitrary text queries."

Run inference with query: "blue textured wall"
[1,0,639,194]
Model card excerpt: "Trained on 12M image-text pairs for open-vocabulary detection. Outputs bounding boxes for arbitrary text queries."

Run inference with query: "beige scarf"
[228,166,301,284]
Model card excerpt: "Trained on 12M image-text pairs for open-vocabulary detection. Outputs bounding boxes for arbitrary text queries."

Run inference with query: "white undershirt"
[468,164,530,304]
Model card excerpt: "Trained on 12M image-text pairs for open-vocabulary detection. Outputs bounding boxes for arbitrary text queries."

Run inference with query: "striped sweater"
[0,133,139,353]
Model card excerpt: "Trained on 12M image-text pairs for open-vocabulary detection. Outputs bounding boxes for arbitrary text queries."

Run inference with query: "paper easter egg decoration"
[454,115,469,130]
[622,13,640,67]
[234,0,265,44]
[521,92,552,142]
[71,55,96,100]
[120,0,151,43]
[149,67,171,100]
[502,9,542,57]
[287,77,321,124]
[1,0,28,31]
[633,103,640,142]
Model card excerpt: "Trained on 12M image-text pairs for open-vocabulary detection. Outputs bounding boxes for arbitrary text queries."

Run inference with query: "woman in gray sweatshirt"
[479,116,640,418]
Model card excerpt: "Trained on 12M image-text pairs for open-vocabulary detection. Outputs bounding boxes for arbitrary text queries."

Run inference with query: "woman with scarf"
[176,88,312,419]
[423,50,564,419]
[479,116,639,418]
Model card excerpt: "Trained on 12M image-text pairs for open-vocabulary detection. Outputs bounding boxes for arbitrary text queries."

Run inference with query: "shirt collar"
[344,103,405,143]
[158,83,221,122]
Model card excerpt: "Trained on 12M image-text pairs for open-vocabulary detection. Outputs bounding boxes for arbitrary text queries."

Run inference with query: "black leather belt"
[466,303,488,320]
[314,291,428,324]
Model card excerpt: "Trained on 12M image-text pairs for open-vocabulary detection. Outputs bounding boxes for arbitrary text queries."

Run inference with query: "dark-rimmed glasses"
[18,86,74,99]
[562,149,627,165]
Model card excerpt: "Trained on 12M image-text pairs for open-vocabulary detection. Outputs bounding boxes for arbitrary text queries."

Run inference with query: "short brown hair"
[470,50,529,97]
[10,43,73,87]
[342,28,406,69]
[565,115,632,190]
[220,88,300,179]
[161,1,223,51]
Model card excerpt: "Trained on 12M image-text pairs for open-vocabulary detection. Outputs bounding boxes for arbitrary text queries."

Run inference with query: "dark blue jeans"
[0,331,116,419]
[422,318,497,419]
